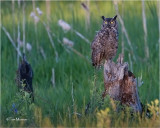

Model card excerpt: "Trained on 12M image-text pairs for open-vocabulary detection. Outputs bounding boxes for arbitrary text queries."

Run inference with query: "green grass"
[1,1,159,127]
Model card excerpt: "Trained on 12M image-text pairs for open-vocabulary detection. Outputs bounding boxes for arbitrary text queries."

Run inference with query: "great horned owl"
[91,15,118,67]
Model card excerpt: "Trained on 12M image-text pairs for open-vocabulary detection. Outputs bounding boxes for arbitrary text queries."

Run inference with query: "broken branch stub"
[103,54,142,113]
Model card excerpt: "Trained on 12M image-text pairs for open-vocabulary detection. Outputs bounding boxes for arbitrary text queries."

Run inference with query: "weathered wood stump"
[102,54,142,113]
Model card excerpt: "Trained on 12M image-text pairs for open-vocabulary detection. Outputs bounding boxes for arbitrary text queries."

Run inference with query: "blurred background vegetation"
[1,0,159,127]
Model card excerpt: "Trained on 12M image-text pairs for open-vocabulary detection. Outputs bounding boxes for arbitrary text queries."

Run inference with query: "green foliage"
[1,1,159,127]
[10,81,34,118]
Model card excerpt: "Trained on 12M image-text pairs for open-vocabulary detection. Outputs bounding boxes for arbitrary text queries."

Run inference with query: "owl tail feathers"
[91,60,97,67]
[91,57,98,67]
[91,57,103,69]
[91,53,98,67]
[91,52,103,68]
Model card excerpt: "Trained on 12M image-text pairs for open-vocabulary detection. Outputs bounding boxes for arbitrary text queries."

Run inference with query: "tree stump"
[102,54,142,113]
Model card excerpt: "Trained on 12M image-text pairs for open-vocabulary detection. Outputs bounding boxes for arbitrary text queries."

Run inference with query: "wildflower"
[97,108,110,127]
[63,37,74,47]
[12,103,16,108]
[34,16,40,23]
[36,7,43,16]
[147,99,160,118]
[11,103,18,114]
[58,20,71,32]
[14,108,18,114]
[26,43,32,51]
[30,12,36,18]
[155,99,159,106]
[30,11,39,23]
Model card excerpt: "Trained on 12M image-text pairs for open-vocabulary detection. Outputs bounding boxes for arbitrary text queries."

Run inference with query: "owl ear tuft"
[113,15,117,20]
[102,16,105,20]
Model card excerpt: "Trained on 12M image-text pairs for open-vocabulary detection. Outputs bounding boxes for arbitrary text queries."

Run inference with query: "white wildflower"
[30,12,36,18]
[30,11,39,23]
[34,16,40,23]
[26,43,32,51]
[36,7,43,15]
[58,20,71,32]
[63,37,74,47]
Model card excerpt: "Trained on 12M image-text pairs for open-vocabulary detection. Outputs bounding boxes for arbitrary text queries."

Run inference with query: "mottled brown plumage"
[91,15,118,67]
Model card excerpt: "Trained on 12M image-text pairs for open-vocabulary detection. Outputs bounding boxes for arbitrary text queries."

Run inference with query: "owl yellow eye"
[111,21,114,24]
[105,21,107,24]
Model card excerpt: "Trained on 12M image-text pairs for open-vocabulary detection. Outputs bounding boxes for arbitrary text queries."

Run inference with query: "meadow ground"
[1,1,159,127]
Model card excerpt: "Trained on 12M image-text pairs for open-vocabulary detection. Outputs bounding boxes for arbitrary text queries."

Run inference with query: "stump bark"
[102,54,142,113]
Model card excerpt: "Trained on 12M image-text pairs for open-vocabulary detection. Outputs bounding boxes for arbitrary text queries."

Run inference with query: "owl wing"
[91,33,104,67]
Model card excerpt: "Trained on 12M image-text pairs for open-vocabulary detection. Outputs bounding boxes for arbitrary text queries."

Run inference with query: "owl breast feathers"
[91,15,118,67]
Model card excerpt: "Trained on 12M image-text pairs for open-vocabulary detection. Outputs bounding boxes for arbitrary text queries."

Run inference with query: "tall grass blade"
[12,0,15,41]
[23,0,26,53]
[51,68,55,88]
[113,1,136,61]
[43,21,58,62]
[142,0,149,59]
[81,1,90,31]
[158,0,160,88]
[121,0,124,54]
[74,30,90,44]
[1,25,22,57]
[17,0,21,65]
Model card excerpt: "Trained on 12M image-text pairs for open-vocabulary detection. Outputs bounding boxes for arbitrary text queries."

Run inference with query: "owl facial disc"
[101,15,117,28]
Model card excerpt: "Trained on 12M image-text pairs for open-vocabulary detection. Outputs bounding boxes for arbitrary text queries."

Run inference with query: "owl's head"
[101,15,118,29]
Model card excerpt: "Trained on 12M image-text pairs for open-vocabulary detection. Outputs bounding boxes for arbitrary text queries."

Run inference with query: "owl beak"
[107,24,111,28]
